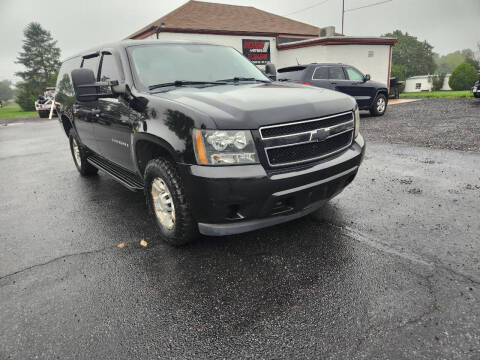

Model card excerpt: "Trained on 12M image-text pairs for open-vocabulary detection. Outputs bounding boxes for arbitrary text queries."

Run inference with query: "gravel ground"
[361,98,480,152]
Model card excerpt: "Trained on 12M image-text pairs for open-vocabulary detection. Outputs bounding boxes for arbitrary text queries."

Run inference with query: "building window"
[415,83,421,89]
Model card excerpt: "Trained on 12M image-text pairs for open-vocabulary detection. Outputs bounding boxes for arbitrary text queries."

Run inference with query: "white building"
[127,0,396,87]
[404,74,451,92]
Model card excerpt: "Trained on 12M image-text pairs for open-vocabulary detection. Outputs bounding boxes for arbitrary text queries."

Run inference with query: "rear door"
[75,54,101,152]
[328,66,352,94]
[343,66,374,108]
[94,51,137,171]
[310,66,333,89]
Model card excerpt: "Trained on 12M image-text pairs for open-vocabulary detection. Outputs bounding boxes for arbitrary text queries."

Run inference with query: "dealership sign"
[242,39,270,65]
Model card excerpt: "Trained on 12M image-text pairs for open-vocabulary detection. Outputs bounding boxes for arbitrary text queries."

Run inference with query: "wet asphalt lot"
[1,99,479,359]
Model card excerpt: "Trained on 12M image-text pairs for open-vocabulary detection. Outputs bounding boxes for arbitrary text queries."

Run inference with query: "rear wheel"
[69,129,98,176]
[144,158,198,246]
[370,93,387,116]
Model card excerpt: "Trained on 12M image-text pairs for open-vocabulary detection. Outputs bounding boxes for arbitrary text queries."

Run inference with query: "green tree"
[390,64,406,92]
[448,62,478,90]
[432,73,446,91]
[383,30,436,78]
[436,49,479,74]
[0,80,14,103]
[15,22,61,111]
[390,64,406,81]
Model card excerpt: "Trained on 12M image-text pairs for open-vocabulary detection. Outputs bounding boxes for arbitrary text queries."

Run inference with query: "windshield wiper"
[148,80,227,91]
[215,77,270,83]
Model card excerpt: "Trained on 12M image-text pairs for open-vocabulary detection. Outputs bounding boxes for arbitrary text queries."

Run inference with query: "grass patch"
[400,90,473,98]
[0,103,38,119]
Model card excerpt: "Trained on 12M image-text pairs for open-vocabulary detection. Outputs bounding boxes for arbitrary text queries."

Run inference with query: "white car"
[35,87,56,118]
[473,80,480,99]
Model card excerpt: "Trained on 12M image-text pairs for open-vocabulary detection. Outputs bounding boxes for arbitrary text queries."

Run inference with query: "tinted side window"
[81,55,100,80]
[329,67,346,80]
[277,66,307,81]
[99,54,121,82]
[312,67,328,80]
[345,67,364,81]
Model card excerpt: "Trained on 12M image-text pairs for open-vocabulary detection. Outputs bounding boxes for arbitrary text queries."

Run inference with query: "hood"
[152,82,356,130]
[367,80,388,89]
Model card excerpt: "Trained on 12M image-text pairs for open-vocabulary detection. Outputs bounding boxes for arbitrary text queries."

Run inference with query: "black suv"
[278,64,389,116]
[55,40,365,245]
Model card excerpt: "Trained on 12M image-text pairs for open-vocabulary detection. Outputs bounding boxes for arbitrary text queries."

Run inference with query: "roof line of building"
[130,27,321,40]
[277,36,397,49]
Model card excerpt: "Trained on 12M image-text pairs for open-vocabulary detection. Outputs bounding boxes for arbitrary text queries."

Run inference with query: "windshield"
[128,43,270,90]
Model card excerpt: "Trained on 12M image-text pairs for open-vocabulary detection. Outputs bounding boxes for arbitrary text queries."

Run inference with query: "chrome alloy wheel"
[151,178,176,230]
[377,97,386,113]
[72,138,82,167]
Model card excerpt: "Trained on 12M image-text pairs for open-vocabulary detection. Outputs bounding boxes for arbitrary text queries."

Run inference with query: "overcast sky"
[1,0,479,82]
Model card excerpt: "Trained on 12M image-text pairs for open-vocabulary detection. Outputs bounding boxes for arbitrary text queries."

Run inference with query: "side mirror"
[265,63,277,81]
[71,68,98,102]
[364,74,371,82]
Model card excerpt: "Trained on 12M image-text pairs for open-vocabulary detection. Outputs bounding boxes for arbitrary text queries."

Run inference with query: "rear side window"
[277,66,307,81]
[99,53,121,82]
[312,67,328,80]
[81,55,100,80]
[329,67,346,80]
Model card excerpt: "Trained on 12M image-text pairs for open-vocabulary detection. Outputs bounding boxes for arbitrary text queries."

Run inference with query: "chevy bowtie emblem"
[310,128,330,142]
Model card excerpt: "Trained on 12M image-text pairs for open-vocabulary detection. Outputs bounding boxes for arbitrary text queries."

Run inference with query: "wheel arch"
[60,114,73,137]
[133,134,179,176]
[375,88,389,101]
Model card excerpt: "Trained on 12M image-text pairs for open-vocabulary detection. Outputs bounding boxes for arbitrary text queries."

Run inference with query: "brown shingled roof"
[128,0,320,39]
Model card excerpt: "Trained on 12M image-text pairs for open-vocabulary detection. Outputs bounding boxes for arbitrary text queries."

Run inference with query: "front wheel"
[144,158,198,246]
[370,93,387,116]
[69,129,98,176]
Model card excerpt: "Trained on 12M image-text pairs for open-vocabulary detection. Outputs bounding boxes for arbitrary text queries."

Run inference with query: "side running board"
[87,154,144,191]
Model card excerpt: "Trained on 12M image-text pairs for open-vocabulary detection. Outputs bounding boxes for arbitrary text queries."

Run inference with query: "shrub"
[448,62,478,90]
[432,73,446,91]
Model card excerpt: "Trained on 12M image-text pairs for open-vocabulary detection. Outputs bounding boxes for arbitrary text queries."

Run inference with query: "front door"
[74,54,101,151]
[342,66,375,108]
[93,52,137,171]
[327,66,354,95]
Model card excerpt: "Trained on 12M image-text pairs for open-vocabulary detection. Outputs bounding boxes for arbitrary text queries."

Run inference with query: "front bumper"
[180,135,365,236]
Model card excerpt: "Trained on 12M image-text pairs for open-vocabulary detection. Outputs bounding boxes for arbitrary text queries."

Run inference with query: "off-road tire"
[144,158,198,246]
[369,93,387,116]
[68,129,98,176]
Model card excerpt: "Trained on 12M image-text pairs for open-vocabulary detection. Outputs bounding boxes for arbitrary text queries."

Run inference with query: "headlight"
[193,129,259,165]
[354,106,360,138]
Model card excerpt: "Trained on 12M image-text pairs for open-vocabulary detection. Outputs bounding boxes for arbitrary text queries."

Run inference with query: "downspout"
[387,45,392,92]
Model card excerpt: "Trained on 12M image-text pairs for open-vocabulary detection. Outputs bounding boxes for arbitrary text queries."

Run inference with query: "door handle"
[331,82,337,85]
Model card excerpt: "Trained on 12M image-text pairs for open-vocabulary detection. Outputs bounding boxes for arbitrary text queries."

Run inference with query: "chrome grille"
[259,111,354,167]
